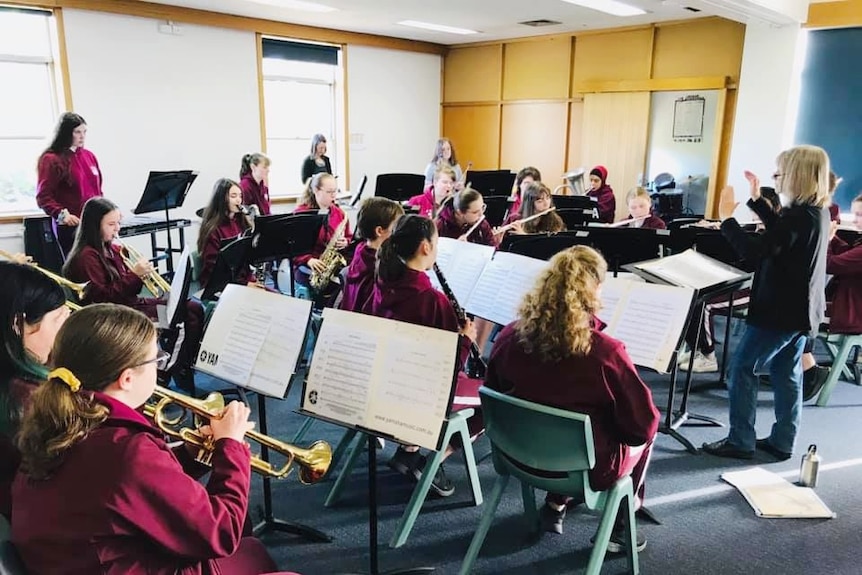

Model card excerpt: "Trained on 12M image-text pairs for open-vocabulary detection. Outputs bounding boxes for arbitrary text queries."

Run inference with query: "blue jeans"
[726,324,807,453]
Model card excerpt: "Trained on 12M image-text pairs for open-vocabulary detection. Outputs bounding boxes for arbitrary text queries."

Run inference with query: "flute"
[461,215,486,240]
[493,207,557,235]
[606,214,649,228]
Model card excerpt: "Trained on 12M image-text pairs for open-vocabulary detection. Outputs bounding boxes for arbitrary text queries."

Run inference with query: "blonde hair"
[626,187,651,203]
[515,246,607,361]
[776,145,830,208]
[16,304,156,480]
[434,164,456,183]
[301,172,336,209]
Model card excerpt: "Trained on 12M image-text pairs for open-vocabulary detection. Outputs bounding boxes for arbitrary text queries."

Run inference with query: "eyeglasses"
[132,349,171,371]
[772,172,783,180]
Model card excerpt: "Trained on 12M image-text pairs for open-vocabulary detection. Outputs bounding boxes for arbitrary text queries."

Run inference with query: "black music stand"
[483,195,510,228]
[200,236,252,301]
[375,173,425,202]
[132,170,198,274]
[250,212,325,297]
[584,228,670,275]
[502,233,590,261]
[557,208,598,230]
[551,195,597,211]
[467,170,515,197]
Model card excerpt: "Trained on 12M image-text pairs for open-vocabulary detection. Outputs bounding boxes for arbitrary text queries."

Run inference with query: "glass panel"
[264,79,333,139]
[0,10,52,59]
[0,62,55,137]
[262,58,336,82]
[0,138,44,214]
[266,138,317,194]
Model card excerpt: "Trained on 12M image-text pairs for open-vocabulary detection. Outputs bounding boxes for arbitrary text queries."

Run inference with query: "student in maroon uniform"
[407,165,455,219]
[11,304,299,575]
[293,172,353,300]
[197,178,253,291]
[370,214,482,497]
[509,166,542,217]
[588,165,616,224]
[36,112,104,255]
[239,153,272,216]
[0,263,69,522]
[435,187,497,246]
[486,246,658,550]
[622,188,666,229]
[63,197,159,318]
[339,197,403,313]
[497,182,565,237]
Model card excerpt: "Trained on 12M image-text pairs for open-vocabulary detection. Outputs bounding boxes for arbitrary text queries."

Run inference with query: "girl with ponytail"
[11,303,298,575]
[486,246,658,546]
[239,153,272,216]
[370,214,482,498]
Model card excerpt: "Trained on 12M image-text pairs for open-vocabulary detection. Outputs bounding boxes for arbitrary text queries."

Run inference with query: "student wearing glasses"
[11,304,299,574]
[435,187,497,246]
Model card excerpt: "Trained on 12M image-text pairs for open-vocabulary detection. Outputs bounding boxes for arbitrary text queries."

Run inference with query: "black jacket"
[721,197,828,336]
[301,155,332,184]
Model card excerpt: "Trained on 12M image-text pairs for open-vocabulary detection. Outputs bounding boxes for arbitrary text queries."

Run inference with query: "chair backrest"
[0,516,27,575]
[374,173,425,202]
[480,387,600,502]
[483,195,510,228]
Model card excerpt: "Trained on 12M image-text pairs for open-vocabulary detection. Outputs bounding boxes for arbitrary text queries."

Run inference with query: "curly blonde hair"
[516,246,607,361]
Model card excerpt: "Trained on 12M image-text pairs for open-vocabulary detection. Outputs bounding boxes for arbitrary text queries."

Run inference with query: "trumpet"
[0,249,85,310]
[116,240,171,298]
[143,385,332,483]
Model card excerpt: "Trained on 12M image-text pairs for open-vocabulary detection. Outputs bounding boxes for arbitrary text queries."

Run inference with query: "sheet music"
[303,309,459,451]
[164,245,191,326]
[194,284,312,397]
[634,249,746,289]
[600,277,694,373]
[427,237,496,303]
[465,252,550,325]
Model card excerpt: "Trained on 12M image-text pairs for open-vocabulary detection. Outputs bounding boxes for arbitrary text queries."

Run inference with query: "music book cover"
[630,248,750,290]
[301,308,459,451]
[194,284,312,398]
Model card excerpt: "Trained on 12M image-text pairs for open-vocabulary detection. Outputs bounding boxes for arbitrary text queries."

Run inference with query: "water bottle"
[799,444,820,488]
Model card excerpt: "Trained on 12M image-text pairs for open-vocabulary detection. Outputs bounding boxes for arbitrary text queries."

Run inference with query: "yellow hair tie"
[49,367,81,392]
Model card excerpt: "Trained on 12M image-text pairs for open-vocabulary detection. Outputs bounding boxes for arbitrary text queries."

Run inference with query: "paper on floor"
[721,467,835,519]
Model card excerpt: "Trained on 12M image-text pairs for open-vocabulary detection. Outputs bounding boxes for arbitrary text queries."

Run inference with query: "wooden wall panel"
[567,101,585,173]
[652,19,745,81]
[581,92,651,221]
[502,37,572,100]
[571,29,653,89]
[500,102,568,185]
[443,45,502,103]
[442,105,501,170]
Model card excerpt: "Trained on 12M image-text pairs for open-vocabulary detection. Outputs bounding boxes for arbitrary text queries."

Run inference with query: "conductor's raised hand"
[718,185,739,221]
[744,170,761,200]
[211,401,255,443]
[460,318,478,342]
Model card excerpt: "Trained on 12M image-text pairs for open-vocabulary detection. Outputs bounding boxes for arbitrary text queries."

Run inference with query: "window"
[260,38,342,197]
[0,8,65,214]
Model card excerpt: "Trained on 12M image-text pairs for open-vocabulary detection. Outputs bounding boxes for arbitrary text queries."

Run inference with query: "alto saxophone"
[309,214,348,291]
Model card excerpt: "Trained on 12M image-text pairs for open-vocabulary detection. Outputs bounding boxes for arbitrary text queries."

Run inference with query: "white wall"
[647,90,719,183]
[346,45,441,194]
[726,24,805,218]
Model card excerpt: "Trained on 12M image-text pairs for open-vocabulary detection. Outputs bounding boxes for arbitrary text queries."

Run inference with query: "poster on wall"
[672,95,706,143]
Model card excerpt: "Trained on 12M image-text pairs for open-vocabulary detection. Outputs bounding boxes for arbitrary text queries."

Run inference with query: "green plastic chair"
[459,387,639,575]
[815,333,862,406]
[324,409,483,548]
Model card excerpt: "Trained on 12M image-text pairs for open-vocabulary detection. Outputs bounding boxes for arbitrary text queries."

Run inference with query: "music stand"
[584,228,670,274]
[483,195,510,228]
[132,170,198,274]
[375,173,425,202]
[250,212,325,297]
[350,175,369,207]
[551,195,597,211]
[201,236,252,301]
[556,208,598,230]
[467,170,516,197]
[502,233,590,261]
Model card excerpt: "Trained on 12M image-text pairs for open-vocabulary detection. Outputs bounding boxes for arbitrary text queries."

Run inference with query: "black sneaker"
[606,523,647,554]
[802,366,830,402]
[387,448,423,478]
[539,504,566,535]
[416,458,455,497]
[756,438,792,461]
[701,438,754,459]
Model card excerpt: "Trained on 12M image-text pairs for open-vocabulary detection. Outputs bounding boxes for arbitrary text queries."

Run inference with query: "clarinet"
[432,263,487,379]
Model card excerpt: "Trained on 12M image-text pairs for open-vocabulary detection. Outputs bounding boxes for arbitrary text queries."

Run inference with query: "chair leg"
[458,475,509,575]
[816,338,854,407]
[291,416,316,444]
[324,431,368,508]
[585,480,638,575]
[459,420,483,507]
[521,483,538,532]
[325,428,360,482]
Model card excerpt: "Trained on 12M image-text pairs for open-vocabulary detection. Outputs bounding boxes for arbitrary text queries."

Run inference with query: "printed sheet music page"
[634,249,746,290]
[303,309,459,451]
[428,237,495,304]
[195,284,312,397]
[466,252,550,326]
[599,276,694,373]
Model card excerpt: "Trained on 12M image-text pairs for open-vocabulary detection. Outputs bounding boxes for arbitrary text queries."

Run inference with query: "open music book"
[194,284,312,398]
[629,248,749,290]
[429,237,496,304]
[599,276,695,373]
[721,467,835,519]
[301,309,459,451]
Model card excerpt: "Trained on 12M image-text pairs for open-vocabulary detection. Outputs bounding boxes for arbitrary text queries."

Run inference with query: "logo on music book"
[308,390,318,405]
